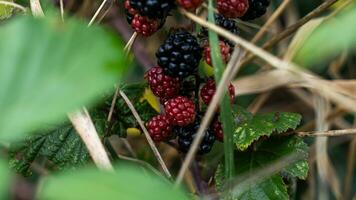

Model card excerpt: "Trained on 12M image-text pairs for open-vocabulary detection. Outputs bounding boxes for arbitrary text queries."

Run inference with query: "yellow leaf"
[141,88,160,112]
[127,128,141,136]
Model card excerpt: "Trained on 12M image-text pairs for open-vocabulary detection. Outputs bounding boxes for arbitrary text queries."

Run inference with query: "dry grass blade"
[59,0,64,21]
[119,90,172,179]
[233,69,298,95]
[69,109,113,171]
[314,95,342,200]
[297,129,356,137]
[0,1,26,12]
[124,32,138,54]
[88,0,108,26]
[30,0,44,17]
[251,0,291,44]
[344,137,356,199]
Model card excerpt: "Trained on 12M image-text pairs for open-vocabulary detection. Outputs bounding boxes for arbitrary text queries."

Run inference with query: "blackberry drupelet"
[129,0,175,20]
[241,0,270,21]
[176,116,216,154]
[156,30,202,78]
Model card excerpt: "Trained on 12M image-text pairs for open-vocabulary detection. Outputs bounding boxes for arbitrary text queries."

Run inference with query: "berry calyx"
[164,96,196,126]
[146,115,173,142]
[212,119,223,142]
[241,0,270,21]
[131,14,161,37]
[176,116,216,154]
[176,0,203,10]
[200,79,235,105]
[156,30,203,78]
[203,41,231,66]
[145,66,181,99]
[217,0,249,18]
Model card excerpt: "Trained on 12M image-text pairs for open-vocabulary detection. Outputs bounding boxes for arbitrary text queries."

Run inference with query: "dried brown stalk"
[119,90,172,178]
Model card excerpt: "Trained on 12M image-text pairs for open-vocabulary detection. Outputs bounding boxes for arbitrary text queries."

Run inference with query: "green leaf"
[0,15,127,141]
[295,5,356,66]
[38,165,190,200]
[215,136,309,200]
[9,125,90,176]
[234,112,301,151]
[208,0,235,181]
[0,159,10,198]
[0,0,14,20]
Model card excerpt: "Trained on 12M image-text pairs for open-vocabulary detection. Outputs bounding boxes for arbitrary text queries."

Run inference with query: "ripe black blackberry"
[156,30,202,78]
[176,116,216,154]
[241,0,270,21]
[128,0,175,20]
[199,14,238,46]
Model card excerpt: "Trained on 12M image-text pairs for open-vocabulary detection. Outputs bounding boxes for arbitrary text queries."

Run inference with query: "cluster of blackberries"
[145,30,235,154]
[123,0,270,154]
[123,0,270,37]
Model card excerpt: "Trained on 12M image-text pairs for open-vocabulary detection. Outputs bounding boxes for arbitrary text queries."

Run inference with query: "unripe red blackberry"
[212,119,223,142]
[203,41,231,66]
[176,0,203,10]
[145,66,181,99]
[200,79,235,105]
[131,14,161,37]
[164,96,196,126]
[217,0,249,18]
[146,115,173,142]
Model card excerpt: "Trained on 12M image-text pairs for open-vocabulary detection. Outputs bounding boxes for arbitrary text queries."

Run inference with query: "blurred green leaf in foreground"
[0,159,10,199]
[295,5,356,66]
[0,15,127,141]
[38,165,190,200]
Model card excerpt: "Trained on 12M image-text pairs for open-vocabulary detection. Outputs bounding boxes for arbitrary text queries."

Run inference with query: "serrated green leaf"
[38,165,190,200]
[215,136,309,200]
[9,125,90,176]
[0,159,10,198]
[0,15,127,141]
[0,0,13,20]
[234,112,301,151]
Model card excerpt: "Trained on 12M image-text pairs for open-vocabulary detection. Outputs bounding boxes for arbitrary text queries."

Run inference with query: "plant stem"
[207,0,235,190]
